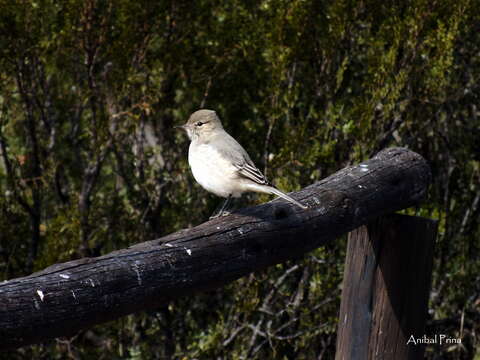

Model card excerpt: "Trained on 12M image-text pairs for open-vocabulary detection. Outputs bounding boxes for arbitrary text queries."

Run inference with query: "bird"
[177,109,308,218]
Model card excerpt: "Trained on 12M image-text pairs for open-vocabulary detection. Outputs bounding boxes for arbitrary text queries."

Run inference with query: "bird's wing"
[234,157,270,185]
[213,132,271,186]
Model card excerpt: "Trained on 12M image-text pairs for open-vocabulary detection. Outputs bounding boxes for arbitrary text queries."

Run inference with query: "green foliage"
[0,0,479,358]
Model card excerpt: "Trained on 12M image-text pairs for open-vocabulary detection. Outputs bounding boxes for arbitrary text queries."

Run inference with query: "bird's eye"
[196,121,203,127]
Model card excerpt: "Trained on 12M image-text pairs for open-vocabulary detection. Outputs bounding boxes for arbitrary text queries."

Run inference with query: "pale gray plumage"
[178,109,308,215]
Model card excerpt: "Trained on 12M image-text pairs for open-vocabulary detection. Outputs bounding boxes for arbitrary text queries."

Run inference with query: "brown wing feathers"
[234,161,271,186]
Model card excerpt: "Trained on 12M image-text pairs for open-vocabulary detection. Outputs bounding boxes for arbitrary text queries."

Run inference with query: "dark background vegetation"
[0,0,478,358]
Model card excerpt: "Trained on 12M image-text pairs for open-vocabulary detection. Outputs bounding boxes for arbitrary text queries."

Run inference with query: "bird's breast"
[188,143,242,198]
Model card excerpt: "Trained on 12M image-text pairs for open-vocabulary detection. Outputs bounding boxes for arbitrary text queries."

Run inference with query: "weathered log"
[0,147,430,349]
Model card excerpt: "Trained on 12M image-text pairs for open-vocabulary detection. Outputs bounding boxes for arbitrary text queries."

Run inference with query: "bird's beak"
[175,123,192,140]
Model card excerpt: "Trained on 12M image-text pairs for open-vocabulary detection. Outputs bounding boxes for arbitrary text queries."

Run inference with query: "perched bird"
[177,109,308,218]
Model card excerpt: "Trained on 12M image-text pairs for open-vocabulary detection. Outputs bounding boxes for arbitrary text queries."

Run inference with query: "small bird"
[177,109,308,218]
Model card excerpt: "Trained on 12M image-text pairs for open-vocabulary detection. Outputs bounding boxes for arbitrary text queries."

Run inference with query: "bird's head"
[176,109,224,141]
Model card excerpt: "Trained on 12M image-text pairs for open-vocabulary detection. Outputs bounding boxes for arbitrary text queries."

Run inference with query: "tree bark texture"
[335,214,437,360]
[0,147,431,349]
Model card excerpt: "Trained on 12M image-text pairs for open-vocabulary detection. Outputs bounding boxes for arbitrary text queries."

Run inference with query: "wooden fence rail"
[0,147,431,350]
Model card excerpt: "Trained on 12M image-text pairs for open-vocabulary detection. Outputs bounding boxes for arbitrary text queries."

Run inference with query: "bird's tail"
[264,186,308,210]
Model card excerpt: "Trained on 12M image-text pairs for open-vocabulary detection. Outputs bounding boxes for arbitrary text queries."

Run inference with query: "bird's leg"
[219,195,233,216]
[210,195,233,219]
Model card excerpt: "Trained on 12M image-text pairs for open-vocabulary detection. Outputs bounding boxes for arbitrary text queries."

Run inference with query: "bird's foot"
[209,210,231,220]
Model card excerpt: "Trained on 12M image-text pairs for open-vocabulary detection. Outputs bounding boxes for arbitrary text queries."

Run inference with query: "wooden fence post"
[336,214,437,360]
